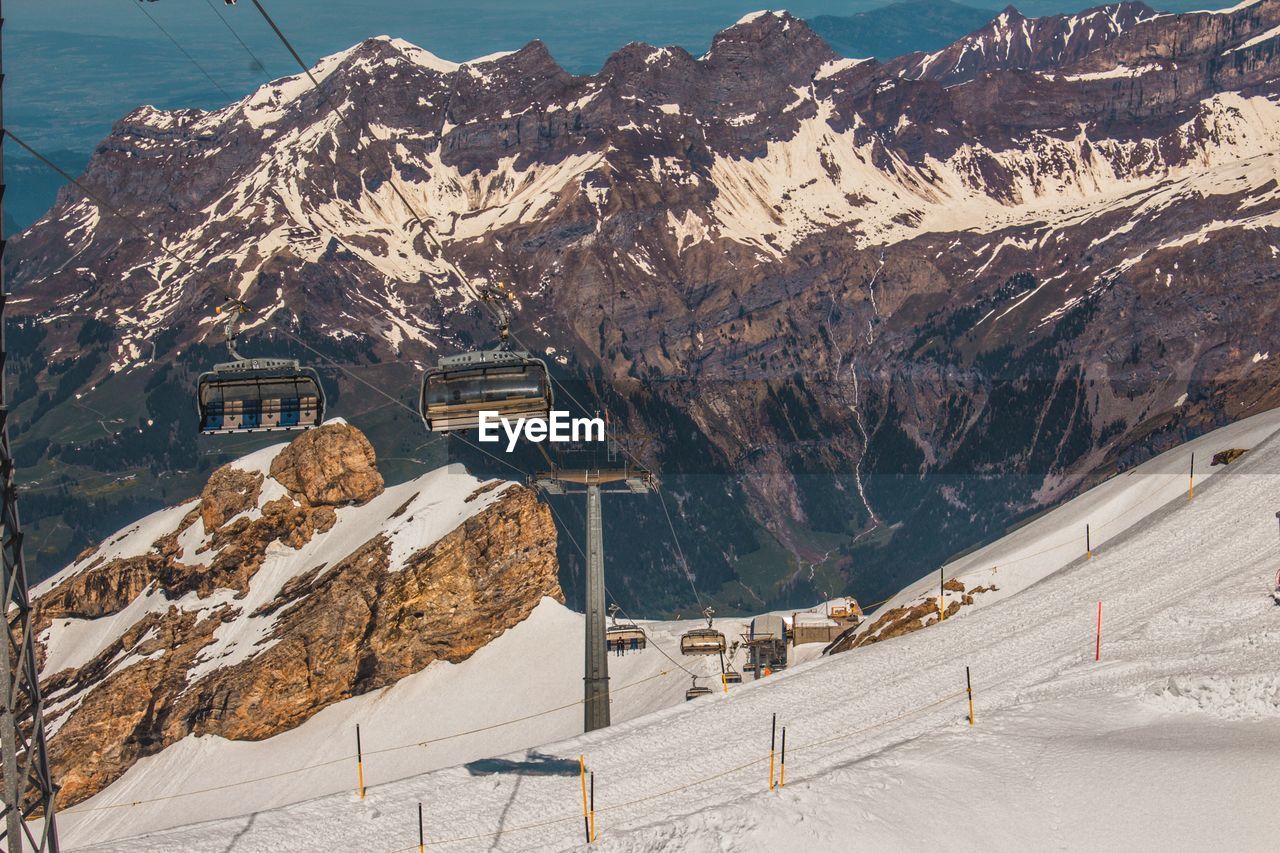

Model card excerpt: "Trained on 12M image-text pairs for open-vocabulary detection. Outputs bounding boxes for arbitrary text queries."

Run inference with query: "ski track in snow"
[54,407,1280,851]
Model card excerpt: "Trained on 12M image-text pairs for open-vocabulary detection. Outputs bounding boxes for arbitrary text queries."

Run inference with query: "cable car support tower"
[532,465,655,732]
[0,1,62,847]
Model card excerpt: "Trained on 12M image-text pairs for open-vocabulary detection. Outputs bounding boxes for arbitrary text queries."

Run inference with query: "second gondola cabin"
[420,349,552,432]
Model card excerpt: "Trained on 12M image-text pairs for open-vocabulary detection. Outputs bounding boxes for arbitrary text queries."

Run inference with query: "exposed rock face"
[9,2,1280,614]
[269,422,384,505]
[32,425,560,808]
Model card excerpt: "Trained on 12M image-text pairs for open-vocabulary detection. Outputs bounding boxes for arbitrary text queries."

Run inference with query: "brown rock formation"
[33,425,560,808]
[269,422,384,505]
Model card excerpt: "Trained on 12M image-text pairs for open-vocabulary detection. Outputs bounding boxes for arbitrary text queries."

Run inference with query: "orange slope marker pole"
[417,802,424,853]
[1086,524,1092,560]
[590,771,597,842]
[1095,601,1103,661]
[1189,452,1195,500]
[966,666,975,726]
[356,724,365,800]
[779,726,787,788]
[939,566,946,621]
[579,755,591,844]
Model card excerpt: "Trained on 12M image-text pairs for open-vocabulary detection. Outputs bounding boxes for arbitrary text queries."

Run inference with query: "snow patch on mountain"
[707,91,1280,255]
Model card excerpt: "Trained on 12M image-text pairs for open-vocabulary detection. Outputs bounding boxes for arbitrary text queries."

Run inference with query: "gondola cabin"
[421,350,552,432]
[197,359,324,434]
[606,624,647,655]
[679,627,727,656]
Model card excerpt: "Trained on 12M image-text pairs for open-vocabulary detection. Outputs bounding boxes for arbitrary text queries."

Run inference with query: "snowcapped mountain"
[31,421,561,809]
[887,2,1161,84]
[8,1,1280,612]
[50,397,1280,850]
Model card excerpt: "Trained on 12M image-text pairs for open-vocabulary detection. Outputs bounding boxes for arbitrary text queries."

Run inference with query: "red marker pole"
[1095,601,1103,661]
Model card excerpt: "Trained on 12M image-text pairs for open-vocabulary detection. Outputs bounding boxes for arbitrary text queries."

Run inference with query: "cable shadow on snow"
[219,811,257,853]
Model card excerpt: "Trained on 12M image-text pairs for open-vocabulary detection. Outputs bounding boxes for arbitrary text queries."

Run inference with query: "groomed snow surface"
[56,409,1280,850]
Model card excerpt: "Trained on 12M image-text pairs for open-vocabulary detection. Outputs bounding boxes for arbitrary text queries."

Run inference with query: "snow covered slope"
[862,405,1280,629]
[55,408,1280,850]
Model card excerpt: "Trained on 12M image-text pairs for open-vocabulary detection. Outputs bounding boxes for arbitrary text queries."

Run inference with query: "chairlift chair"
[196,299,324,435]
[420,283,553,432]
[679,607,727,656]
[605,603,647,654]
[685,676,712,701]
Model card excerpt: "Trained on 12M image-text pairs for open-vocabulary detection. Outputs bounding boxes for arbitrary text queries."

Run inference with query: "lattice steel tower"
[0,1,63,847]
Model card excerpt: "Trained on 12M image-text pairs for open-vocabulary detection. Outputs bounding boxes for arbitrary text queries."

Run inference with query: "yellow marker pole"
[418,802,425,853]
[1086,524,1092,560]
[966,666,974,726]
[939,566,946,621]
[579,755,591,844]
[1189,453,1195,500]
[356,724,365,800]
[722,671,728,693]
[589,771,597,842]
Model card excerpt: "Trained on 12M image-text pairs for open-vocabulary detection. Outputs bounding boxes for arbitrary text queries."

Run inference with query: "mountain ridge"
[8,0,1280,614]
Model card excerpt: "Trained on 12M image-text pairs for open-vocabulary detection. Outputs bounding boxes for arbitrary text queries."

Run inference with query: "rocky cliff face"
[7,2,1280,614]
[32,422,561,808]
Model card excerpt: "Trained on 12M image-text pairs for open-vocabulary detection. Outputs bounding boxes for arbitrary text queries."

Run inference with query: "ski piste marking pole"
[768,714,777,790]
[779,727,786,788]
[590,771,596,842]
[418,802,424,853]
[1086,524,1092,560]
[578,755,590,844]
[1189,452,1195,500]
[939,566,945,621]
[1095,601,1103,661]
[966,666,974,726]
[356,724,365,800]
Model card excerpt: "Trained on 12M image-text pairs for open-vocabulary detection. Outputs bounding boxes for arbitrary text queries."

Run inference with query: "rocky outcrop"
[269,423,383,505]
[826,580,998,653]
[33,424,560,808]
